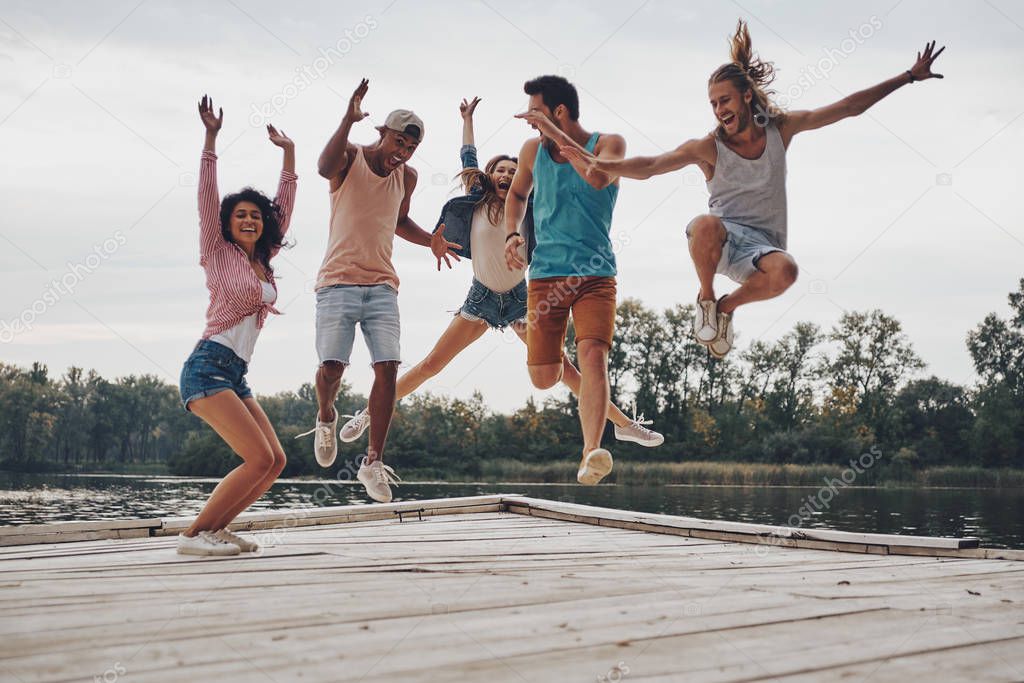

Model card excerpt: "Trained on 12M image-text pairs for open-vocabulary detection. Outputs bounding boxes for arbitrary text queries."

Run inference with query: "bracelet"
[906,70,916,83]
[505,232,521,242]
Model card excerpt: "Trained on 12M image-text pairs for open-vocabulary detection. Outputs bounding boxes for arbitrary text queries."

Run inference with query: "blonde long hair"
[458,154,517,226]
[708,19,785,137]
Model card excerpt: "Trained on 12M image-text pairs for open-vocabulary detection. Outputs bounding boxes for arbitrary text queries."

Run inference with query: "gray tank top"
[706,122,788,249]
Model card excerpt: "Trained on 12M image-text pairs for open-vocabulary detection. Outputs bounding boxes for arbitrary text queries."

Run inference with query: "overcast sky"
[0,0,1021,413]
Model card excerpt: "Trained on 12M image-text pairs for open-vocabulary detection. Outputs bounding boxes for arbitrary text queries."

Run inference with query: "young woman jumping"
[339,97,663,451]
[176,95,297,556]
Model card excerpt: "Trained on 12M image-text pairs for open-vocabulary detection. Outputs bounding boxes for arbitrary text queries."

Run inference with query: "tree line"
[2,279,1021,478]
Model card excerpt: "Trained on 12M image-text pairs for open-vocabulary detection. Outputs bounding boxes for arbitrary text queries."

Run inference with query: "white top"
[706,121,788,249]
[471,206,525,293]
[210,280,277,363]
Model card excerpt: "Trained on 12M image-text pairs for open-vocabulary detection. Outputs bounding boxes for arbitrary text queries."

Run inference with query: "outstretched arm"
[781,40,945,146]
[561,137,710,182]
[395,166,463,270]
[318,78,369,190]
[514,110,623,190]
[504,138,537,270]
[197,94,224,262]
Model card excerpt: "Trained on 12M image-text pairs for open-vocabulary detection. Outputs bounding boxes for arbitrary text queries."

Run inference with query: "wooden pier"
[1,495,1022,682]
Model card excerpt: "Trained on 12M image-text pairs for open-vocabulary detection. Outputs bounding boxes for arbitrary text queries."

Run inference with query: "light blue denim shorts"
[687,218,786,284]
[315,284,401,366]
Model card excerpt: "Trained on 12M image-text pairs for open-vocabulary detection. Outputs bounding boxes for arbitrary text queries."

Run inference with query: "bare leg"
[185,391,280,536]
[396,315,488,401]
[205,397,287,530]
[687,214,727,301]
[718,252,799,314]
[576,339,611,454]
[316,361,346,422]
[512,323,630,427]
[366,361,398,464]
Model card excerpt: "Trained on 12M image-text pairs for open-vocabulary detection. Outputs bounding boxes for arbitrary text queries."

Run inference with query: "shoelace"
[294,423,334,443]
[368,461,401,486]
[628,410,655,435]
[198,530,233,546]
[342,410,370,426]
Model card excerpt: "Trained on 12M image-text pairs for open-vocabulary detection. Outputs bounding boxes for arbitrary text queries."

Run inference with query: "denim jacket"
[431,144,536,262]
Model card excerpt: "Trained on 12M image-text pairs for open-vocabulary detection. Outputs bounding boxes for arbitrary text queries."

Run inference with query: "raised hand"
[910,40,945,81]
[198,94,223,134]
[515,109,560,140]
[346,78,370,123]
[266,124,293,149]
[504,233,526,271]
[560,145,600,177]
[431,223,463,271]
[460,96,481,120]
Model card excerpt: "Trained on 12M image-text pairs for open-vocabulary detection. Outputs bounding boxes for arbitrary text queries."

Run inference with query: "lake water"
[1,472,1022,549]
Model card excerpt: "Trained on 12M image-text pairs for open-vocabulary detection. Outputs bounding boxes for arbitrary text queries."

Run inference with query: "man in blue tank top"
[503,75,626,486]
[564,20,944,359]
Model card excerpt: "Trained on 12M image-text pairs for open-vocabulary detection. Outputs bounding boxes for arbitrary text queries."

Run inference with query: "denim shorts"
[687,218,786,284]
[316,283,401,366]
[179,339,252,411]
[458,278,528,329]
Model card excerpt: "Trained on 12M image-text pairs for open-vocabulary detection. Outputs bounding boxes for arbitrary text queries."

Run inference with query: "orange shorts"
[526,276,617,366]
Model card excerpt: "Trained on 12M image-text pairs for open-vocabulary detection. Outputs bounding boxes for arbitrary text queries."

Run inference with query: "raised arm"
[503,138,537,271]
[460,96,481,168]
[394,166,463,270]
[561,137,712,182]
[197,95,224,262]
[266,124,297,242]
[317,78,369,191]
[781,40,945,146]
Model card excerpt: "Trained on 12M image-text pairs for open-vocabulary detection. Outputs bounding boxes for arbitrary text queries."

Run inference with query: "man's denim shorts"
[687,217,786,284]
[458,278,528,330]
[316,283,401,366]
[179,339,252,411]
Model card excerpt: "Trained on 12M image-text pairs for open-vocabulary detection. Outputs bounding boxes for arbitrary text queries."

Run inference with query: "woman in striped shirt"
[176,95,298,556]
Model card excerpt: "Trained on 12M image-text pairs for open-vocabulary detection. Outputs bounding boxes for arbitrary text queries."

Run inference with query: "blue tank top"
[529,132,619,279]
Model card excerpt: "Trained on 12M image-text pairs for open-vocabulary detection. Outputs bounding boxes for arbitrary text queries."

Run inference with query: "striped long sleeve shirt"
[197,150,298,339]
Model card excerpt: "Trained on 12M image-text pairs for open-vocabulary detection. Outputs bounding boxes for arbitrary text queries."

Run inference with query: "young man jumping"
[303,78,460,503]
[504,75,627,486]
[563,21,945,358]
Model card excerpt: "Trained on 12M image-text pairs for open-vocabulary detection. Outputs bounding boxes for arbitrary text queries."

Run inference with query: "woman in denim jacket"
[340,98,663,447]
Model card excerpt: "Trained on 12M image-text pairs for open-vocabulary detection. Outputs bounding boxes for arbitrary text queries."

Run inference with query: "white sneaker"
[694,295,718,343]
[356,456,400,503]
[177,531,240,556]
[614,413,665,447]
[340,408,371,443]
[577,448,613,486]
[214,528,260,553]
[296,412,338,467]
[709,304,734,359]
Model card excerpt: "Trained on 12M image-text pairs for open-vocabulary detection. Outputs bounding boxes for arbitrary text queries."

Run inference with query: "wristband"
[505,232,521,242]
[906,70,916,83]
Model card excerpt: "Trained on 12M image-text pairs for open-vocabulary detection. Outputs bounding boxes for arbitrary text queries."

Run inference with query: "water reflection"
[1,472,1021,548]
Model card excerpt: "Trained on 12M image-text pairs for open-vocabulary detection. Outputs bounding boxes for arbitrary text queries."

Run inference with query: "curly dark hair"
[218,188,289,276]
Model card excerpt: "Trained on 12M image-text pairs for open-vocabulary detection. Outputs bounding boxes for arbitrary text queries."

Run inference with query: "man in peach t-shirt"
[302,78,460,503]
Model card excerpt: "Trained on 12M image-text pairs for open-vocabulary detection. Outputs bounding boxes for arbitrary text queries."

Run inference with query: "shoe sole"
[615,432,665,447]
[577,449,613,486]
[694,327,718,343]
[176,546,240,557]
[357,477,393,503]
